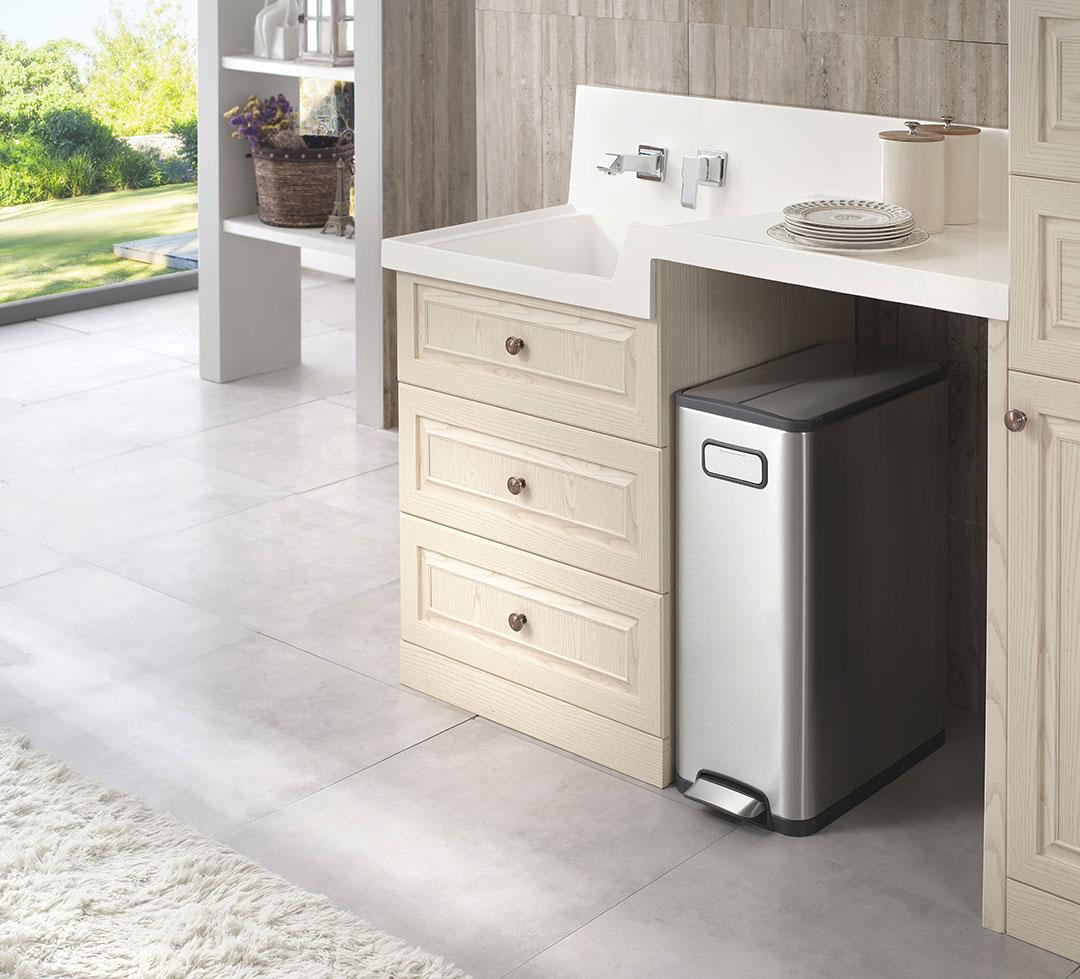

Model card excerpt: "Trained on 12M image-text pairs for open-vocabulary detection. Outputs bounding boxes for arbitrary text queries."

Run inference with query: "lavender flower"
[223,94,296,150]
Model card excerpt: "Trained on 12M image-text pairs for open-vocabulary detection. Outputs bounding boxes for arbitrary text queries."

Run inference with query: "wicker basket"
[251,145,348,228]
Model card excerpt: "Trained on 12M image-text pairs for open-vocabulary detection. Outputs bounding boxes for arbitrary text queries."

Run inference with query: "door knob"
[1004,409,1027,432]
[508,612,528,632]
[506,476,527,496]
[505,336,525,355]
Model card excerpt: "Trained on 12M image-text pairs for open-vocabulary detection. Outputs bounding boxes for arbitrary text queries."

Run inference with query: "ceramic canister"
[920,116,981,225]
[879,122,946,234]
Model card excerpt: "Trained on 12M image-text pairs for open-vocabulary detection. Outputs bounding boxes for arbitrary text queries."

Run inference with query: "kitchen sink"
[428,212,627,279]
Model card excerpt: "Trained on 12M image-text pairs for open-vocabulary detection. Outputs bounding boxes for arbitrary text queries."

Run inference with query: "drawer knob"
[506,476,527,496]
[505,336,526,356]
[1005,409,1027,433]
[508,612,528,632]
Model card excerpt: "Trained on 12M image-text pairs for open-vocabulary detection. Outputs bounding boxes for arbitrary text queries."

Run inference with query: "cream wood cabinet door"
[1007,371,1080,960]
[1012,0,1080,180]
[1011,177,1080,383]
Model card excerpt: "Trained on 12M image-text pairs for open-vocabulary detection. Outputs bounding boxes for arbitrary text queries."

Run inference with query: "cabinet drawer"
[401,516,669,736]
[397,275,660,444]
[1012,0,1080,179]
[399,385,668,591]
[1011,176,1080,382]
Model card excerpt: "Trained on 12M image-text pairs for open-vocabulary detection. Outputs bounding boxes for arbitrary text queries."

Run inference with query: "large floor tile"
[301,270,349,290]
[38,290,197,334]
[104,317,198,363]
[38,367,318,446]
[508,828,1076,979]
[0,530,74,589]
[0,447,283,559]
[97,494,399,634]
[266,578,401,686]
[773,709,987,919]
[237,329,355,402]
[302,278,355,336]
[161,401,397,493]
[326,390,356,410]
[0,564,248,722]
[0,406,140,480]
[18,634,467,837]
[227,719,730,979]
[302,464,398,535]
[0,335,187,404]
[0,321,77,352]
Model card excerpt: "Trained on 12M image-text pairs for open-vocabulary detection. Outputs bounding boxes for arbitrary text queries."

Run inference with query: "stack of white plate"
[767,199,929,252]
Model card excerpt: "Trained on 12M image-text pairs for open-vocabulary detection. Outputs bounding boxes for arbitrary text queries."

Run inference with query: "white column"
[198,0,303,383]
[353,0,385,428]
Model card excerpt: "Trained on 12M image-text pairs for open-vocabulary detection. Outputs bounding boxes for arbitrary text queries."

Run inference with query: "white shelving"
[223,214,356,256]
[221,53,355,82]
[200,0,384,427]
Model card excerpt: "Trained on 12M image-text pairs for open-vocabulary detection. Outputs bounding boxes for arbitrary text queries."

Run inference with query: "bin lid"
[676,344,944,432]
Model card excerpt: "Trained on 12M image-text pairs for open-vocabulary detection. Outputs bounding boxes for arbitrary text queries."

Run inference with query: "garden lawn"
[0,183,197,304]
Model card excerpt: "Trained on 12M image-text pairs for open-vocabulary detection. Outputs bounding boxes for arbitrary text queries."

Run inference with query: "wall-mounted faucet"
[681,149,727,208]
[596,145,667,182]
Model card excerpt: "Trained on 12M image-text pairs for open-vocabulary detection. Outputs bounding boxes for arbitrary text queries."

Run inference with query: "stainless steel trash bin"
[675,344,947,836]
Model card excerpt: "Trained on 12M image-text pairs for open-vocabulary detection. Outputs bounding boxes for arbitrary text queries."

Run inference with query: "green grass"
[0,184,197,304]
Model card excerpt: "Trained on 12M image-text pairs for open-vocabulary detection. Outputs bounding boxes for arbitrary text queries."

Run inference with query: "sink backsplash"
[567,87,1008,227]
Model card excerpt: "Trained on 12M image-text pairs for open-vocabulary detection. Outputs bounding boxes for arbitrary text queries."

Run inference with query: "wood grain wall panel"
[689,25,828,108]
[382,0,477,426]
[476,10,547,217]
[947,0,1007,43]
[948,515,989,712]
[689,0,771,27]
[854,301,989,713]
[898,36,1008,128]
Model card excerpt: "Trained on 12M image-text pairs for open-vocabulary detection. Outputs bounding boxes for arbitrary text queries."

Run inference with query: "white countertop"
[382,89,1009,322]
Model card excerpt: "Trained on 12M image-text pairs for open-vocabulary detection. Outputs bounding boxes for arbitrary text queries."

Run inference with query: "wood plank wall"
[383,0,478,426]
[473,0,1004,712]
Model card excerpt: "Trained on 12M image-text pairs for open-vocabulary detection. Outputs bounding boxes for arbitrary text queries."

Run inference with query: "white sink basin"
[429,212,627,279]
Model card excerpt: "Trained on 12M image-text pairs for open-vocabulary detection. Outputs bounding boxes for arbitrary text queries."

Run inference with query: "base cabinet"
[1006,371,1080,958]
[395,270,854,789]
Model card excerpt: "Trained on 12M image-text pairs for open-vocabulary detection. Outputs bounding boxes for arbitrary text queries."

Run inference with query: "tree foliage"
[0,34,86,124]
[85,0,197,137]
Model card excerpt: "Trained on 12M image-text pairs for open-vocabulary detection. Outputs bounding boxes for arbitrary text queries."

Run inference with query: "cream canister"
[921,116,981,225]
[880,122,945,234]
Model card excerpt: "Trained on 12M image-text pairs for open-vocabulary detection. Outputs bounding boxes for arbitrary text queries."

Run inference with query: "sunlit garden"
[0,1,198,302]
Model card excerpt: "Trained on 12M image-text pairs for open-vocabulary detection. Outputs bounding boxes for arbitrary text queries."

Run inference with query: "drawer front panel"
[398,275,659,444]
[401,516,668,735]
[1012,0,1080,179]
[399,386,667,590]
[1011,177,1080,382]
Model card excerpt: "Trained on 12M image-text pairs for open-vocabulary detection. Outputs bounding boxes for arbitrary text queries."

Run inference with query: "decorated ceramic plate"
[767,223,930,253]
[782,199,914,231]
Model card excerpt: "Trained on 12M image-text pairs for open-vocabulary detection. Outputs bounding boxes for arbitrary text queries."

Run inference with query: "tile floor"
[0,281,1076,979]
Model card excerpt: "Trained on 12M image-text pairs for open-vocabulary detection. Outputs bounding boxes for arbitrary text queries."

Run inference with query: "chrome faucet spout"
[596,145,667,182]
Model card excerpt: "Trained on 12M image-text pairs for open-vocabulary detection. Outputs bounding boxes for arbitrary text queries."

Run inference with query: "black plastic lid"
[676,344,945,432]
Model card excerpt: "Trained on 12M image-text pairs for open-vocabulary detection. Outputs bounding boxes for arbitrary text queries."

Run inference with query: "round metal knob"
[508,612,528,633]
[1005,409,1028,432]
[505,336,525,356]
[506,476,527,496]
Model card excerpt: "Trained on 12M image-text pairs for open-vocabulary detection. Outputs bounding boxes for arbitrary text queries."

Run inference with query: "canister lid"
[879,120,944,142]
[920,114,981,136]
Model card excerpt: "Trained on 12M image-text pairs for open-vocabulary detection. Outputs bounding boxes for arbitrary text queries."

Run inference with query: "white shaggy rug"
[0,728,469,979]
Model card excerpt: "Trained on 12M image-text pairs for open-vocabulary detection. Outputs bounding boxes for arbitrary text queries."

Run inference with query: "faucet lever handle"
[681,149,727,209]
